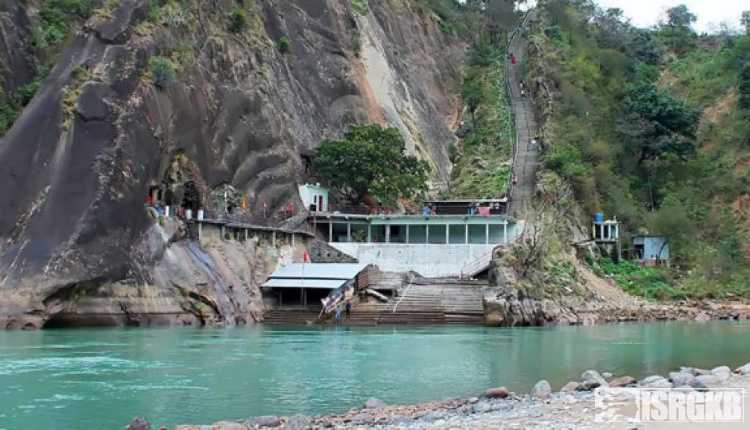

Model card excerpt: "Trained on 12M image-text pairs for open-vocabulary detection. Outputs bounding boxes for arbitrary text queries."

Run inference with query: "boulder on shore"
[692,374,721,389]
[484,387,510,399]
[579,370,609,390]
[735,363,750,375]
[680,367,710,376]
[608,376,637,388]
[244,416,282,428]
[211,421,247,430]
[363,398,386,409]
[532,380,552,399]
[560,381,580,392]
[640,375,672,389]
[711,366,732,382]
[126,417,151,430]
[669,372,695,387]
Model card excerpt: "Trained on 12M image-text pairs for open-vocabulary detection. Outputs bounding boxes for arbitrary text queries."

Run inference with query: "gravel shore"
[129,361,750,430]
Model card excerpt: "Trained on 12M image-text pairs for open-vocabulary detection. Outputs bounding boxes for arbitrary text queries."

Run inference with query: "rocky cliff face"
[0,0,38,97]
[0,0,463,328]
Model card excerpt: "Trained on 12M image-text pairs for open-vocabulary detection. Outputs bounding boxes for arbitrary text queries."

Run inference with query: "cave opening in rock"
[182,181,201,212]
[147,184,163,205]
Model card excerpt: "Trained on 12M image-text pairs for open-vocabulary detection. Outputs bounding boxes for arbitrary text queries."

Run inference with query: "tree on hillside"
[621,81,700,163]
[618,81,700,210]
[741,10,750,34]
[665,5,697,29]
[658,4,697,54]
[740,64,750,111]
[312,125,428,205]
[485,0,519,43]
[462,67,484,127]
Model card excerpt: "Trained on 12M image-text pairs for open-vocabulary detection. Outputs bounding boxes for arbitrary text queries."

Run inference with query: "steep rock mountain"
[0,0,463,328]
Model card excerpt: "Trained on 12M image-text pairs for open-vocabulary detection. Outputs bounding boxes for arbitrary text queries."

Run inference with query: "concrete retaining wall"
[329,243,496,278]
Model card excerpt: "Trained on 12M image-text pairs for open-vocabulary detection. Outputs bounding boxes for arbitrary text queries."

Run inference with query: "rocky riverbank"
[484,250,750,327]
[130,361,750,430]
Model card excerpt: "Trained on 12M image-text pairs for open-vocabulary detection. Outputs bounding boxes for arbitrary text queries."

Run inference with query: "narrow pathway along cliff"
[506,14,540,219]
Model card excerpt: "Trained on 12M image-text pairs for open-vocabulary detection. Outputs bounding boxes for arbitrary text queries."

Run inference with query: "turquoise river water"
[1,321,750,429]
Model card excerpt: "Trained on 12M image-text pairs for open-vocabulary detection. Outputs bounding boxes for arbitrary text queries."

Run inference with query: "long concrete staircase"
[507,11,540,219]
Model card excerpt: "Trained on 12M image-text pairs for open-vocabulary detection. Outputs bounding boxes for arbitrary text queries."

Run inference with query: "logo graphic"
[595,388,745,423]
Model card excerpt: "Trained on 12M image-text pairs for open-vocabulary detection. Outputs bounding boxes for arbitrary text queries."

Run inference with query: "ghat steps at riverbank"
[357,281,487,324]
[263,282,487,325]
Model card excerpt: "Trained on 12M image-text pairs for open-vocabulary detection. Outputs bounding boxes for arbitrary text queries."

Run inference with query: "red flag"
[303,250,310,263]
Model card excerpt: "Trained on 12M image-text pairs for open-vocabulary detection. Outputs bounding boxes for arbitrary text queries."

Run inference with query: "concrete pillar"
[244,228,248,241]
[465,224,469,244]
[406,225,410,244]
[292,232,295,247]
[367,224,372,243]
[221,225,225,240]
[385,225,390,243]
[426,224,430,244]
[198,223,202,241]
[328,223,333,242]
[503,223,508,244]
[347,223,351,242]
[272,231,277,247]
[485,224,489,245]
[445,224,449,244]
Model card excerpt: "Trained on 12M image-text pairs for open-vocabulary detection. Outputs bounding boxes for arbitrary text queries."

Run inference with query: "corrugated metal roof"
[267,263,367,280]
[262,278,347,289]
[261,263,367,289]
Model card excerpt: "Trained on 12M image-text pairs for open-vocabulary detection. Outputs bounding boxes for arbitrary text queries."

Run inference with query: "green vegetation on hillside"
[445,1,518,198]
[596,259,682,300]
[0,68,50,136]
[35,0,92,49]
[1,0,93,136]
[451,41,513,198]
[529,1,750,298]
